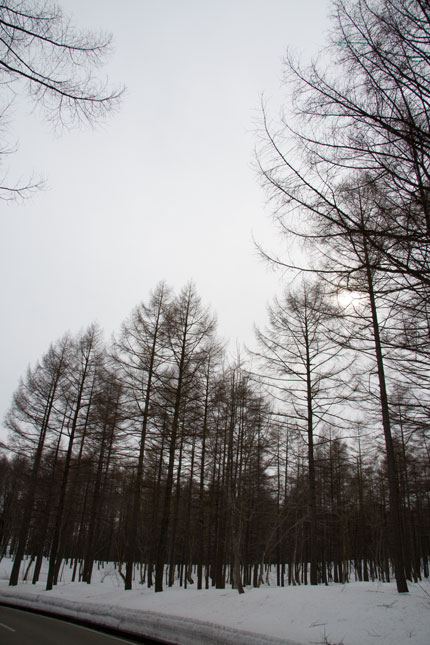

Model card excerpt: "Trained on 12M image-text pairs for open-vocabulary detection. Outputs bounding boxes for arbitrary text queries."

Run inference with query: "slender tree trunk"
[168,429,184,587]
[363,238,408,593]
[9,378,59,586]
[46,353,91,591]
[154,398,181,592]
[125,309,162,589]
[83,392,118,583]
[304,317,318,585]
[155,295,193,592]
[197,367,210,589]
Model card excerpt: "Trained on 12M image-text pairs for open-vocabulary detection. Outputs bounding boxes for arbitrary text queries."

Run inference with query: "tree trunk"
[363,238,408,593]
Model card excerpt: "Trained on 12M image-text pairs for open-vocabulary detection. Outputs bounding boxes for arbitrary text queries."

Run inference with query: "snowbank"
[0,559,429,644]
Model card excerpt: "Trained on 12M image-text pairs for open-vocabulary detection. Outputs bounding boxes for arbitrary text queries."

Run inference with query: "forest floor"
[0,558,429,644]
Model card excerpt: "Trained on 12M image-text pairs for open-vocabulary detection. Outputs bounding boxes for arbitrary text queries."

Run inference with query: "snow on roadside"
[0,559,429,645]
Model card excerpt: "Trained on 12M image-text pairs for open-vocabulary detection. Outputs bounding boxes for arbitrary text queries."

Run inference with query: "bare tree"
[5,334,71,585]
[258,0,430,306]
[45,323,103,591]
[113,282,171,590]
[154,283,217,592]
[0,0,123,199]
[254,280,347,585]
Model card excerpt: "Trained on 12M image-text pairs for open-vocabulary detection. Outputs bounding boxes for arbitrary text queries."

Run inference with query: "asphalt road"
[0,605,162,645]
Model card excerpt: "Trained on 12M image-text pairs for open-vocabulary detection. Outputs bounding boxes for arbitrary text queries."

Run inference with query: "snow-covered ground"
[0,558,429,644]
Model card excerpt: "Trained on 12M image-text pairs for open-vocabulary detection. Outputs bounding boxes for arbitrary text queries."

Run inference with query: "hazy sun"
[337,290,364,310]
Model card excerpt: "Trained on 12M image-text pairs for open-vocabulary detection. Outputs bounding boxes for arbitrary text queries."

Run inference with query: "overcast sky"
[0,0,330,440]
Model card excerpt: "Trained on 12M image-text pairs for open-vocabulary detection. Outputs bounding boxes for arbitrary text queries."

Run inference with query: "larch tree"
[45,323,104,591]
[254,280,347,585]
[0,0,123,199]
[81,362,123,584]
[6,334,71,586]
[112,282,171,590]
[154,283,217,592]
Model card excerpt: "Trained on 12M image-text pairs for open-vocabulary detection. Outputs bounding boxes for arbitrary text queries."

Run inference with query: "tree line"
[0,279,429,594]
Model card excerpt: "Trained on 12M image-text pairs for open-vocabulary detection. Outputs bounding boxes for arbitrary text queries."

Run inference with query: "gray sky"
[0,0,330,440]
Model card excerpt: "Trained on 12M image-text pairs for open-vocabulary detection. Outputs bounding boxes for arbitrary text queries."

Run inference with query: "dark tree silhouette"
[0,0,123,199]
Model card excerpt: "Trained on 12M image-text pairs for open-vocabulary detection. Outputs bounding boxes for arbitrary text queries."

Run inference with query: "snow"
[0,559,429,644]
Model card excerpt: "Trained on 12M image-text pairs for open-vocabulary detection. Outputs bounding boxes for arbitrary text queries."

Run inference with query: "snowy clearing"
[0,559,429,644]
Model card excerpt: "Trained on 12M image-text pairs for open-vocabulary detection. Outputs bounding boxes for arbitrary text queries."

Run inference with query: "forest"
[1,0,430,598]
[1,276,428,596]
